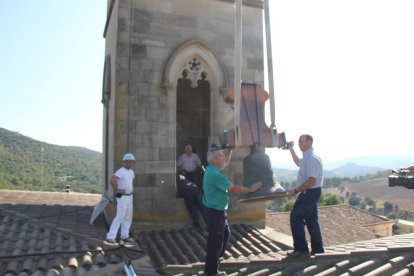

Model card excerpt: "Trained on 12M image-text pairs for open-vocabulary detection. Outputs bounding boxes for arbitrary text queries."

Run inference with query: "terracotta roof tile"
[266,204,392,246]
[163,238,414,275]
[1,190,414,275]
[0,190,107,240]
[0,190,154,275]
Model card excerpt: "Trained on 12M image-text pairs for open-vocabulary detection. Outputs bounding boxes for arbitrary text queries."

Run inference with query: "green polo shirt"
[202,164,232,211]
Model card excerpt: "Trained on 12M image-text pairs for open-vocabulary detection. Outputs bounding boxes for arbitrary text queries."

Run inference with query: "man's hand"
[229,182,262,194]
[287,189,296,196]
[251,181,262,191]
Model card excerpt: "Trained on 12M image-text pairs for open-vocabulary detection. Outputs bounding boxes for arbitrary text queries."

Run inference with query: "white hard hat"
[123,153,136,161]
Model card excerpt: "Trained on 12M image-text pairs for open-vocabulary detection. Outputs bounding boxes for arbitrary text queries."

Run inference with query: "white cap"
[123,153,136,161]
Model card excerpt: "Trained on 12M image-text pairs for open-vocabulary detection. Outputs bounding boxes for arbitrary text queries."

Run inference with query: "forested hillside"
[0,127,102,193]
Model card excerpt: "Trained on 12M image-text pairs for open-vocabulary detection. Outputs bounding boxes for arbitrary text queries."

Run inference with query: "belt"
[124,193,133,196]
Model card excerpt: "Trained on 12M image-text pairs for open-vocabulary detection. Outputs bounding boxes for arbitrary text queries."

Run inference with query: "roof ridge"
[0,188,102,197]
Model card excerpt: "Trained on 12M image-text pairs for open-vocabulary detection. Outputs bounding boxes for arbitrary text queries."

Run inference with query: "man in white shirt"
[106,153,136,244]
[177,144,203,184]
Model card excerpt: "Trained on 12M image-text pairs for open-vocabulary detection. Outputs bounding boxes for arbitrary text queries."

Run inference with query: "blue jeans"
[203,206,230,275]
[290,187,324,253]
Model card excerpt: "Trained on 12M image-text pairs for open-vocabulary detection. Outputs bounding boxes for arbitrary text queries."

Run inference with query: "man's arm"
[223,148,233,168]
[228,181,262,194]
[194,153,202,165]
[287,177,316,196]
[110,175,125,194]
[177,155,184,169]
[194,154,204,172]
[288,142,300,167]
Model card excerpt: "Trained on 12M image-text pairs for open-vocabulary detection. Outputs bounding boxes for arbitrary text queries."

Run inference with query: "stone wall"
[103,0,267,228]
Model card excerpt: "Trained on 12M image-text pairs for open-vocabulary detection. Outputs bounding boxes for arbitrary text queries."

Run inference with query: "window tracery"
[179,56,209,88]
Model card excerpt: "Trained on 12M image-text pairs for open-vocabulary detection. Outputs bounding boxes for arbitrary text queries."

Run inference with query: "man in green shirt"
[203,144,262,276]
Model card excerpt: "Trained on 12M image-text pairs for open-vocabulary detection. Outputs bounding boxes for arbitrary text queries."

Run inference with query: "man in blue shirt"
[203,144,262,276]
[286,134,324,257]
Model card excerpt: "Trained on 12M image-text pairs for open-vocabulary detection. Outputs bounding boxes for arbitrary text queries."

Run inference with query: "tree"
[266,197,288,212]
[365,197,376,208]
[387,212,397,220]
[283,200,295,212]
[348,196,360,206]
[319,194,343,206]
[384,201,394,214]
[393,224,400,235]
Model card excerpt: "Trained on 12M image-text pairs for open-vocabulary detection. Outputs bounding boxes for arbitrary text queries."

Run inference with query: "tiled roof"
[267,204,392,246]
[0,190,154,275]
[164,234,414,275]
[0,190,413,276]
[0,207,150,275]
[326,233,414,252]
[0,190,107,238]
[138,223,292,273]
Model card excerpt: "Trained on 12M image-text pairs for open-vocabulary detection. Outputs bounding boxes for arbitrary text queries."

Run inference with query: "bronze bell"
[238,145,287,203]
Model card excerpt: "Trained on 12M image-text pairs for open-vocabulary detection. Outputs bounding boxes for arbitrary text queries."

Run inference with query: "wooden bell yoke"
[220,82,286,149]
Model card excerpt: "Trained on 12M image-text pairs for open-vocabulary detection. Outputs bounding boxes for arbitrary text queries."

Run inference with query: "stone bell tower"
[101,0,268,229]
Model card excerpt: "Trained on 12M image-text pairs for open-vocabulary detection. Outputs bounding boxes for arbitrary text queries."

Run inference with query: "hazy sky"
[0,1,105,152]
[267,0,414,168]
[1,1,413,168]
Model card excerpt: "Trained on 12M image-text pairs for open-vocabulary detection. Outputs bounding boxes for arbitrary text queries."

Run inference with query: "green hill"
[0,127,102,193]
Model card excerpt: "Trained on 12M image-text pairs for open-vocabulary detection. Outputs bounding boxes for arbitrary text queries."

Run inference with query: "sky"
[266,0,414,168]
[1,1,413,168]
[0,1,105,152]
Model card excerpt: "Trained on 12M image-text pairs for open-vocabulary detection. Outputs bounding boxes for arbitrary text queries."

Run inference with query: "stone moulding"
[162,39,228,94]
[218,0,263,9]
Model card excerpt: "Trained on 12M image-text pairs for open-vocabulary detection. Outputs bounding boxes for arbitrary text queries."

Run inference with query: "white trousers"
[106,195,133,240]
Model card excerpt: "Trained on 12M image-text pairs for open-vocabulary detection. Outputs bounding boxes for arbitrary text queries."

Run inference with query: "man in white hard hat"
[106,153,136,244]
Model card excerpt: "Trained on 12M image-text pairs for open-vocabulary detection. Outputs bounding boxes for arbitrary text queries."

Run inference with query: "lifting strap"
[234,0,242,146]
[264,0,276,131]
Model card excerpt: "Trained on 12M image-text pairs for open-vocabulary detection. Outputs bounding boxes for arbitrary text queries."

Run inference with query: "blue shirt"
[297,148,324,189]
[202,165,232,210]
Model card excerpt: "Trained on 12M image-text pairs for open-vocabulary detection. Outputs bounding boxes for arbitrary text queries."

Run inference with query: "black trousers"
[181,184,203,227]
[203,206,230,275]
[290,187,324,253]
